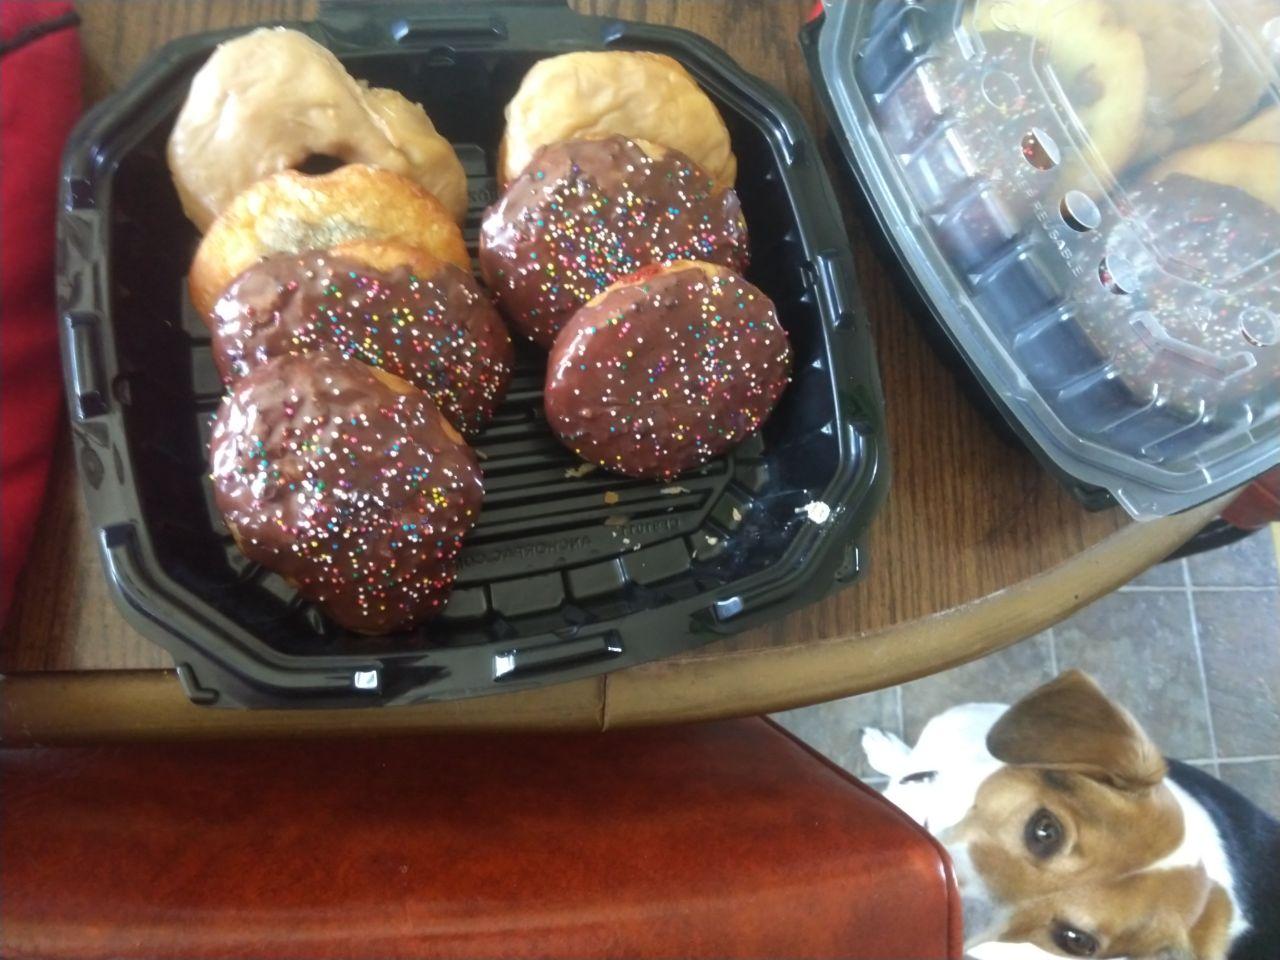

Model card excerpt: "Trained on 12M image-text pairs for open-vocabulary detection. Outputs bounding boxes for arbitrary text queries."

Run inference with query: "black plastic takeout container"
[57,0,888,708]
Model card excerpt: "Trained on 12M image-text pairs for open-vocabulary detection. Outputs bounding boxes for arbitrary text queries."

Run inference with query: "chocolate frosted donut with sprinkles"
[545,261,791,479]
[1077,174,1280,413]
[209,241,513,436]
[209,353,484,634]
[479,136,749,348]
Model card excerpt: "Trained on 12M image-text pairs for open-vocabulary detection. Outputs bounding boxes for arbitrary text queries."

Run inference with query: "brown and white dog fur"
[863,671,1279,959]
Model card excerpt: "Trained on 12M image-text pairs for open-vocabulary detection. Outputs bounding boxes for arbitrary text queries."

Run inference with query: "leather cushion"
[1,718,960,959]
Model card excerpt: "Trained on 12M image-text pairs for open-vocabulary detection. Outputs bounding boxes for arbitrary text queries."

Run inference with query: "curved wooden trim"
[0,498,1224,743]
[0,674,606,743]
[601,496,1229,727]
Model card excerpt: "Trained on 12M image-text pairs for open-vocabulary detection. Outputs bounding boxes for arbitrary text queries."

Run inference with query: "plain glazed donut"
[168,27,468,231]
[1151,141,1280,214]
[480,136,749,348]
[188,164,471,316]
[544,261,791,480]
[1114,0,1221,124]
[209,240,513,436]
[971,0,1147,184]
[1175,0,1279,146]
[499,51,736,191]
[209,352,484,635]
[1228,106,1280,144]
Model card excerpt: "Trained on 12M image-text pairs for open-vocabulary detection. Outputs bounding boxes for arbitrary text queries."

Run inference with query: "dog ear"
[986,670,1166,791]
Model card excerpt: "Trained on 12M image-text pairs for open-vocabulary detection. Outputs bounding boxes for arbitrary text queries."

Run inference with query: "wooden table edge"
[0,496,1224,743]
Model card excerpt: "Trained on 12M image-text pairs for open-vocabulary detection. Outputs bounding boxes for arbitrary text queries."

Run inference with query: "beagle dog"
[862,671,1279,959]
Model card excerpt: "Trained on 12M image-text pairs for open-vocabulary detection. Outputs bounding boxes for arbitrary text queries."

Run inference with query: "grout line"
[1120,585,1277,593]
[1272,523,1280,579]
[894,684,906,741]
[1178,755,1280,765]
[1183,558,1222,770]
[1215,754,1280,766]
[1046,625,1059,676]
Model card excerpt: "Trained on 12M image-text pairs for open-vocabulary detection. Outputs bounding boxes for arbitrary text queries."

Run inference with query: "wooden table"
[0,0,1225,741]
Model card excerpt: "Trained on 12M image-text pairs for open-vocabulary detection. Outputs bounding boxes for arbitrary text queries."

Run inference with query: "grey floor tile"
[1054,591,1214,761]
[771,689,899,780]
[1219,760,1280,819]
[1196,589,1280,758]
[1126,558,1187,588]
[1186,529,1279,587]
[900,632,1055,743]
[1185,759,1222,777]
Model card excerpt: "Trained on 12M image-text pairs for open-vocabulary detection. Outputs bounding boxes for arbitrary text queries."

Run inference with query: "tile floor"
[774,526,1280,817]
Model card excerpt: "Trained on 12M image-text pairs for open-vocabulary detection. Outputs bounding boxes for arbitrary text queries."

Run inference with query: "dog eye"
[1051,922,1099,957]
[1024,807,1064,858]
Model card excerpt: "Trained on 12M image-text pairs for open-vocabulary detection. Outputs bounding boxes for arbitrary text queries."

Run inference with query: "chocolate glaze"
[209,353,484,634]
[479,137,750,348]
[544,263,791,479]
[1078,174,1280,412]
[210,251,514,436]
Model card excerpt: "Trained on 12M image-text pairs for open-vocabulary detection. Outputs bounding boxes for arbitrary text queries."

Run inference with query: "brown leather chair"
[1,718,961,959]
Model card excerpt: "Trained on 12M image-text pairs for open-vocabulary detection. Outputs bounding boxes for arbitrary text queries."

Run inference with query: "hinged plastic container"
[57,1,888,707]
[804,0,1280,518]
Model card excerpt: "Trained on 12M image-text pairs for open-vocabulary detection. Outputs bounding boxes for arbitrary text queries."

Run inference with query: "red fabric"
[0,1,80,622]
[1,718,962,959]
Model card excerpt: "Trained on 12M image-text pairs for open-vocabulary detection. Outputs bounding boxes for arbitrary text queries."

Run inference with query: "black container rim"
[57,1,890,707]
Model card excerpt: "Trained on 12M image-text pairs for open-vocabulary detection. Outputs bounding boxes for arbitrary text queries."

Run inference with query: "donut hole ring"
[295,153,350,176]
[499,51,737,192]
[209,238,514,437]
[544,260,792,480]
[167,27,468,231]
[189,164,471,316]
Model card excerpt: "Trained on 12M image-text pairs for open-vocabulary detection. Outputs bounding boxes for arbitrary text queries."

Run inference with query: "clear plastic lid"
[817,0,1280,517]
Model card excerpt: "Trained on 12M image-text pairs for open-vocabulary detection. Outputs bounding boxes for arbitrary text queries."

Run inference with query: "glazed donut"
[1109,0,1221,165]
[499,51,736,191]
[210,352,484,634]
[1076,174,1280,414]
[168,27,467,231]
[188,165,470,316]
[1113,0,1221,124]
[480,136,750,348]
[1151,142,1280,214]
[971,0,1147,184]
[1229,106,1280,144]
[1176,0,1278,145]
[544,261,791,480]
[209,240,513,436]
